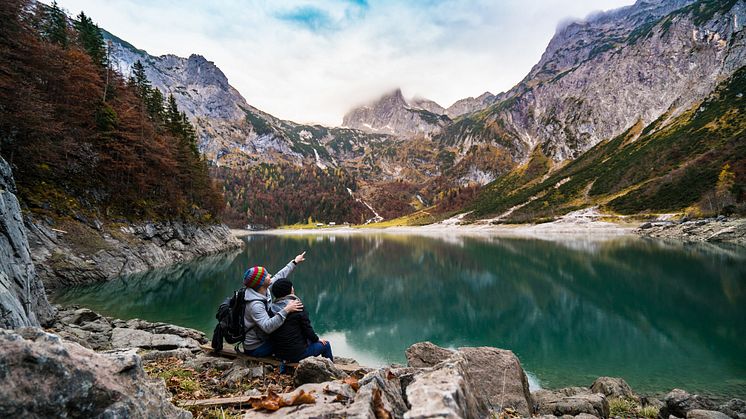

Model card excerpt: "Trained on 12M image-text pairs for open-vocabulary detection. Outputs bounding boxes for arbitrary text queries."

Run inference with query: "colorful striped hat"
[243,266,269,289]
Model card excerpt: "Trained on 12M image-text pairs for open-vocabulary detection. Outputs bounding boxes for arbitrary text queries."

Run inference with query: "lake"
[52,233,746,399]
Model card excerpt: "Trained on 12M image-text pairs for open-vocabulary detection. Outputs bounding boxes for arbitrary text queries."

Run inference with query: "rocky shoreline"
[636,217,746,246]
[3,305,745,419]
[26,218,244,289]
[242,215,746,247]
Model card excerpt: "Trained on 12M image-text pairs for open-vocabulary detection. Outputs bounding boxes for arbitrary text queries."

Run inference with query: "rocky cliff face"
[104,31,397,172]
[410,96,446,115]
[27,219,243,288]
[0,157,53,328]
[443,0,746,162]
[104,31,297,165]
[342,88,451,137]
[444,91,497,118]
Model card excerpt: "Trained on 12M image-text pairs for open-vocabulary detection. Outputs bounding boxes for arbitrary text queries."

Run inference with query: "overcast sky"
[50,0,635,126]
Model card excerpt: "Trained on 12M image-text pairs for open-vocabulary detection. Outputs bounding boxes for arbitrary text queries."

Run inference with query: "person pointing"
[241,251,306,357]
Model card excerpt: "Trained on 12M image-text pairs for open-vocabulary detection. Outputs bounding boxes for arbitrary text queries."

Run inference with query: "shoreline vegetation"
[234,212,746,246]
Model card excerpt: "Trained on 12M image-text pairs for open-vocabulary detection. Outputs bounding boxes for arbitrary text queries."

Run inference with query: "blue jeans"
[293,341,333,363]
[244,340,273,357]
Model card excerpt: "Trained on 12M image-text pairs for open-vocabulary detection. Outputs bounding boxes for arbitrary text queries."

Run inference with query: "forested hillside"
[213,164,370,227]
[0,0,222,222]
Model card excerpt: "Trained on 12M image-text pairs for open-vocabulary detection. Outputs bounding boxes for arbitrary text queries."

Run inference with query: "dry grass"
[143,356,294,418]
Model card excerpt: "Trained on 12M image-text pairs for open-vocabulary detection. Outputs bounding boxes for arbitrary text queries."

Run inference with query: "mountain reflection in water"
[53,234,746,399]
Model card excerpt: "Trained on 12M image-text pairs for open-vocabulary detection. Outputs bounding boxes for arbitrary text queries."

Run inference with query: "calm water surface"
[52,234,746,399]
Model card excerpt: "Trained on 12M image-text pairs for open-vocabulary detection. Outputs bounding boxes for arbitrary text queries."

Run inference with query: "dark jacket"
[269,295,319,361]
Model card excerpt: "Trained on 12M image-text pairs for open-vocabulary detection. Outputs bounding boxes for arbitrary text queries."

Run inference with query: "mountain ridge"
[101,0,746,225]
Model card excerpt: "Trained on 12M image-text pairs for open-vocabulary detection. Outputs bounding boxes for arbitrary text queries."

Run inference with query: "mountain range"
[103,0,746,226]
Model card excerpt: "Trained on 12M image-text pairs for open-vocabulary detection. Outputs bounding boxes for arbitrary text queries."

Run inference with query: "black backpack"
[211,288,272,352]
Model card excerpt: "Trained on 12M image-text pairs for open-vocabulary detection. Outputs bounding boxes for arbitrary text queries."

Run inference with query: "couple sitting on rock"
[241,251,333,364]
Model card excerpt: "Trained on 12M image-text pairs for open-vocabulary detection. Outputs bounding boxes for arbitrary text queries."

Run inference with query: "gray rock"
[405,341,455,368]
[52,323,112,350]
[405,352,489,419]
[140,348,196,362]
[357,368,409,418]
[662,389,716,418]
[0,328,191,418]
[110,327,202,351]
[457,346,533,417]
[0,157,54,328]
[719,399,746,419]
[220,364,265,387]
[590,377,637,400]
[293,356,348,387]
[183,354,236,372]
[533,388,610,418]
[57,307,103,325]
[688,410,732,419]
[640,222,653,229]
[335,356,360,365]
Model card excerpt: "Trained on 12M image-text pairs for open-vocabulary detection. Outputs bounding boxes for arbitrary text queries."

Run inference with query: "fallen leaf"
[372,388,392,419]
[250,389,316,412]
[287,389,316,406]
[343,376,360,392]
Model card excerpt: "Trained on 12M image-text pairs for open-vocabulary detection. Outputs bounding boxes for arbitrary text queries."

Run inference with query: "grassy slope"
[467,66,746,222]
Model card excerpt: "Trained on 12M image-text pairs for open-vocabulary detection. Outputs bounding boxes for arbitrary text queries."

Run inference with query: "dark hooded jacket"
[269,295,319,361]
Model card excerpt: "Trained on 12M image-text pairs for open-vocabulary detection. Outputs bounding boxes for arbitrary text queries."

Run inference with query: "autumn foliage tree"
[213,164,370,227]
[0,0,223,221]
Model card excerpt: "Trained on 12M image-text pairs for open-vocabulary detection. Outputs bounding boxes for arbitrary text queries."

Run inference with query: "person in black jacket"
[269,279,333,363]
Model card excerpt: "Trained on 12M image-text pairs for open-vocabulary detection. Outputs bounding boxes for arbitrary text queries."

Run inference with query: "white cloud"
[50,0,635,126]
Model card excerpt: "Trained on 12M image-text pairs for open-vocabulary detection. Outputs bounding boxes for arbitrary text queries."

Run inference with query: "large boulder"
[458,346,533,417]
[590,377,637,400]
[293,356,348,387]
[662,389,716,418]
[110,327,202,351]
[0,328,190,418]
[403,343,534,418]
[533,387,610,418]
[405,352,490,419]
[0,156,54,328]
[406,341,455,368]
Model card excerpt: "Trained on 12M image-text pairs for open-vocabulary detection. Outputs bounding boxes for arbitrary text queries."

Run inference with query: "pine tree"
[146,87,165,123]
[43,1,68,47]
[180,111,199,156]
[74,12,106,67]
[165,94,181,134]
[131,60,150,98]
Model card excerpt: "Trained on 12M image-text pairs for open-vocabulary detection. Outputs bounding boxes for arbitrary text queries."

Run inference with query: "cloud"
[48,0,635,126]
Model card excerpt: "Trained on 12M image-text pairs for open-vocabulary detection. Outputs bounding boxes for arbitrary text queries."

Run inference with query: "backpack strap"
[244,298,273,334]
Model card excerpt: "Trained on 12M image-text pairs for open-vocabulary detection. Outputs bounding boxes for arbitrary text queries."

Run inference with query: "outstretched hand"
[294,251,306,264]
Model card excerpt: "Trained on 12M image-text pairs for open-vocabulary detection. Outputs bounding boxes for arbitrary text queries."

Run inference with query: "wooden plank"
[200,344,367,373]
[179,395,255,408]
[200,344,289,366]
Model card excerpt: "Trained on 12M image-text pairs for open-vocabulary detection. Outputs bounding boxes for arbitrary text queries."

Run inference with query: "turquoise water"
[52,233,746,399]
